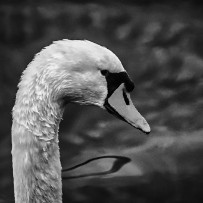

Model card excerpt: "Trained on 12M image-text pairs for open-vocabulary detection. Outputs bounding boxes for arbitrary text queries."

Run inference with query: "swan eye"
[123,90,130,105]
[100,70,109,76]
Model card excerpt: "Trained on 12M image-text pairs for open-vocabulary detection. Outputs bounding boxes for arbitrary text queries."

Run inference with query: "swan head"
[22,39,150,134]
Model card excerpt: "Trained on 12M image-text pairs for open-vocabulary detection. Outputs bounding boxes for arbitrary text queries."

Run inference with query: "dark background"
[0,0,203,202]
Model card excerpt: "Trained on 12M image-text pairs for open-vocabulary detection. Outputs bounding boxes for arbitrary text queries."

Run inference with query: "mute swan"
[12,39,150,203]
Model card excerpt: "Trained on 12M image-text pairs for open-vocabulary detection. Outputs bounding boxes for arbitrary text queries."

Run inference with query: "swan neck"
[12,87,64,203]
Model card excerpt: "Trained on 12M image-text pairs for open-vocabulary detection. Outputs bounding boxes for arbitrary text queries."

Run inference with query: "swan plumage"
[12,39,150,203]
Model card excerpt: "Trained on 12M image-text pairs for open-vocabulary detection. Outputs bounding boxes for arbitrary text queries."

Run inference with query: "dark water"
[0,2,203,203]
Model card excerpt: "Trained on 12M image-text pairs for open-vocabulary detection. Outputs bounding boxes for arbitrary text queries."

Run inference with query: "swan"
[11,39,150,203]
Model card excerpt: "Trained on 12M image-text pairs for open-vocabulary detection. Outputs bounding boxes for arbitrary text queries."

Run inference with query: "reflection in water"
[62,132,203,203]
[62,156,131,179]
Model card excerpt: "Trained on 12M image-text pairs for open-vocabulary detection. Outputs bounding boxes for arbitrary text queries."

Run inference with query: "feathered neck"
[12,67,65,203]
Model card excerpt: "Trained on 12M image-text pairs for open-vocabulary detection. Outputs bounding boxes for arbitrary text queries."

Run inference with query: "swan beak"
[104,83,150,134]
